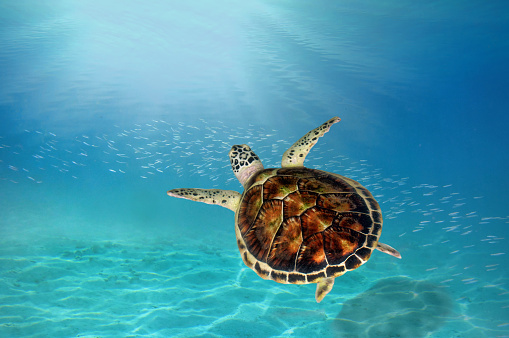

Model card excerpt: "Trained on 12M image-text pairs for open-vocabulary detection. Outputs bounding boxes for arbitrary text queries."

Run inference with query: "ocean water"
[1,1,508,337]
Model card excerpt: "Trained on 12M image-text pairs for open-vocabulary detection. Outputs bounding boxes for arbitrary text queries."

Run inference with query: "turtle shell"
[235,167,382,285]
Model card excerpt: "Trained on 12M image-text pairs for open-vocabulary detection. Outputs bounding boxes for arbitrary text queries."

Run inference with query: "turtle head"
[229,144,264,188]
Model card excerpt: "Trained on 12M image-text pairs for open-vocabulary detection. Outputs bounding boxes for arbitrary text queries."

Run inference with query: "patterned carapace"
[236,167,382,285]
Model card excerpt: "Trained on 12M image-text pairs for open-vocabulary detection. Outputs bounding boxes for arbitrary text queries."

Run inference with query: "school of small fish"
[1,118,508,309]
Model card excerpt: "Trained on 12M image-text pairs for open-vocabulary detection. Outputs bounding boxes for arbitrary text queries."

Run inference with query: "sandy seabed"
[1,228,507,338]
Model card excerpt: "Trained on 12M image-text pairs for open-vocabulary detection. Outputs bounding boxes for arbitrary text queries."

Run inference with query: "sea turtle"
[167,117,401,303]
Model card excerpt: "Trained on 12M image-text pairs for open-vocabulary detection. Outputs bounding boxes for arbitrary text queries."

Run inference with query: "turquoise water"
[1,1,508,337]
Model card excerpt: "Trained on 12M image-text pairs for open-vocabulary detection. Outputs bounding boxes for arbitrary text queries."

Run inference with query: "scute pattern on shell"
[236,167,383,284]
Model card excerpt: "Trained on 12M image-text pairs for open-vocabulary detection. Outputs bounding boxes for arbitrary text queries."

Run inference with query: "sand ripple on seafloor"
[0,235,508,337]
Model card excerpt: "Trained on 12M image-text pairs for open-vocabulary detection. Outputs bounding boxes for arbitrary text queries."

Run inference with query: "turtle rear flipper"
[376,242,402,259]
[315,277,335,303]
[282,117,341,168]
[167,188,241,212]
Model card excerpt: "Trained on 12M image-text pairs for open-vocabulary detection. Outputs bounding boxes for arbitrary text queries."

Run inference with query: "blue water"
[1,1,508,337]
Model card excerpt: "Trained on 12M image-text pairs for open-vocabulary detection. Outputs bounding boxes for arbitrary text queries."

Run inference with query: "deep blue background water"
[1,1,508,337]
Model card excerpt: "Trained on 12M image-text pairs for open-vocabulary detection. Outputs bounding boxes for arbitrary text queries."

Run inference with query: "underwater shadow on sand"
[332,276,453,338]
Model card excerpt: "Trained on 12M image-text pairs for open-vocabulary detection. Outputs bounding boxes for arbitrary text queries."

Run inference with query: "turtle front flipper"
[376,242,402,259]
[315,277,335,303]
[167,188,241,212]
[282,117,341,168]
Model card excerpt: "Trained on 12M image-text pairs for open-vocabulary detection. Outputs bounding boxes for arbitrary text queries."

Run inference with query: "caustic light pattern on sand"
[1,118,508,334]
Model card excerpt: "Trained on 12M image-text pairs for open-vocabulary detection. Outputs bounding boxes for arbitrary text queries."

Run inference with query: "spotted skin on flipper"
[167,188,241,212]
[282,117,341,168]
